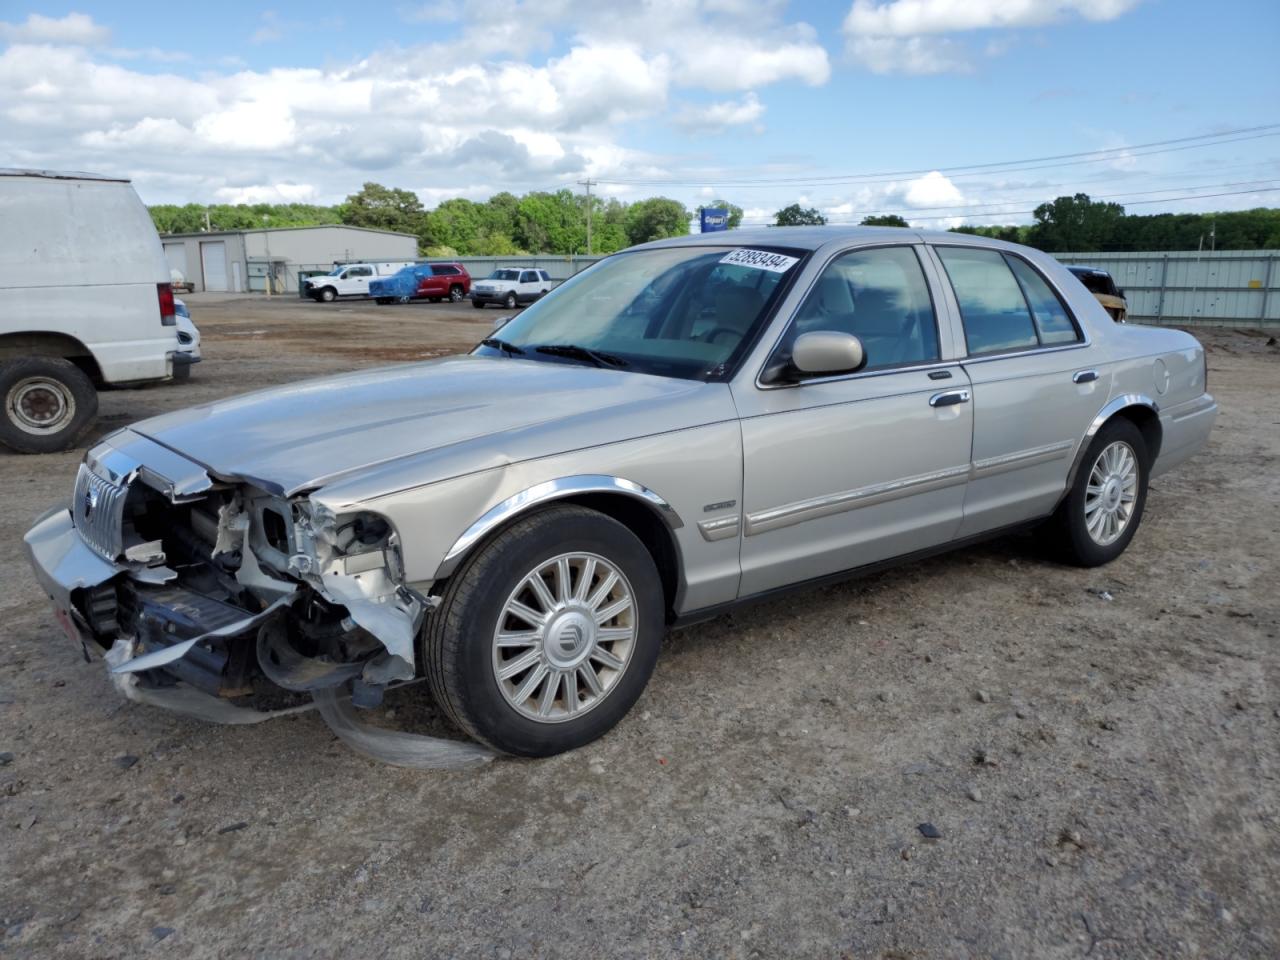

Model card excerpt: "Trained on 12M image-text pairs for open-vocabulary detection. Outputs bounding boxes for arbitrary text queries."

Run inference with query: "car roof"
[0,167,130,183]
[1066,265,1111,276]
[631,225,1025,254]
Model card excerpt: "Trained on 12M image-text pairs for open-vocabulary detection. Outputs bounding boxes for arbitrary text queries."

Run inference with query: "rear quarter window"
[936,247,1039,355]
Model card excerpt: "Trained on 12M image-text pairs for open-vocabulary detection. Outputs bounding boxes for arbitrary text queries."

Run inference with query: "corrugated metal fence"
[1053,250,1278,327]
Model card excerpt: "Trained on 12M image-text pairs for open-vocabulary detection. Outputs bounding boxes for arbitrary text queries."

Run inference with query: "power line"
[595,124,1280,188]
[736,185,1280,226]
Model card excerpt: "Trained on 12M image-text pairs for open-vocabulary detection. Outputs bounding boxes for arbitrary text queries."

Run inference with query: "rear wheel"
[423,505,663,757]
[1047,418,1148,566]
[449,284,465,302]
[0,357,98,454]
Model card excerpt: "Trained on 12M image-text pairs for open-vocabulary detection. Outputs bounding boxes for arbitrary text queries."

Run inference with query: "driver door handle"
[929,389,970,408]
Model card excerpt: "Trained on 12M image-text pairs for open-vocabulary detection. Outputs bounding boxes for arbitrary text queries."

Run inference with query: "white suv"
[471,268,553,309]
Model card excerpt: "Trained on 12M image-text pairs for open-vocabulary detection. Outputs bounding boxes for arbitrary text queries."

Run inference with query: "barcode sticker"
[719,249,800,273]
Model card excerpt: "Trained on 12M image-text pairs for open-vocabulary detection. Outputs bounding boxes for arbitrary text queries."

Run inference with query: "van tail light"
[157,283,177,327]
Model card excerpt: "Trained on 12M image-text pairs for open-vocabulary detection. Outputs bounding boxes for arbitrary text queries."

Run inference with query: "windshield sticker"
[720,249,800,273]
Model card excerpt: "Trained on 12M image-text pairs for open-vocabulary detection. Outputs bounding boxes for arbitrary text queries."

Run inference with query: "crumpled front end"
[24,429,430,716]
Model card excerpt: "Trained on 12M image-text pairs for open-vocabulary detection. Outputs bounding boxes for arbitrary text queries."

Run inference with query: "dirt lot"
[1,296,1277,959]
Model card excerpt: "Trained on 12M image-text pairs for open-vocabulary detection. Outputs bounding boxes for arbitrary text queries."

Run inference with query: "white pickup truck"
[304,262,415,302]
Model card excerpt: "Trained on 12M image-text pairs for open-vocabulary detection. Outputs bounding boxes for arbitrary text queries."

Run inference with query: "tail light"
[157,283,176,327]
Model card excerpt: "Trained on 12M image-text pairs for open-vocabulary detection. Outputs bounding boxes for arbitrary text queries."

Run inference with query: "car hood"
[130,355,731,497]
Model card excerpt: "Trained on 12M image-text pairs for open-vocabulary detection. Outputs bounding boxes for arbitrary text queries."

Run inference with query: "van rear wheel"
[0,357,98,454]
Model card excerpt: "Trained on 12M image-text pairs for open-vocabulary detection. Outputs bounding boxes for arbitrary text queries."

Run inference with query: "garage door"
[201,241,228,292]
[163,243,186,283]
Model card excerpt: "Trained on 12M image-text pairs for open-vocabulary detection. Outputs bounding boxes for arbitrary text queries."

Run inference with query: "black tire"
[504,291,517,310]
[319,287,337,302]
[0,357,98,454]
[1046,418,1149,567]
[375,297,390,305]
[422,504,664,757]
[449,285,465,302]
[471,300,485,309]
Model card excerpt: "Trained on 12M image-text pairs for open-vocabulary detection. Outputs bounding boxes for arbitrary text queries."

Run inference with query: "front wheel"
[504,291,517,310]
[319,287,337,302]
[1046,418,1148,566]
[0,357,98,454]
[422,505,663,757]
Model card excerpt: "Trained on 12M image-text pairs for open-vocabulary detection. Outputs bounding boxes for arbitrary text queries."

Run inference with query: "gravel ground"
[1,298,1277,959]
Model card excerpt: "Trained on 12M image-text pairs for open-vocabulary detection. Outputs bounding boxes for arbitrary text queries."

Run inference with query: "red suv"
[371,262,471,304]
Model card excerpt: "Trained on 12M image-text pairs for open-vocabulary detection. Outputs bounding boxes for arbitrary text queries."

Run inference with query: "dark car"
[1067,266,1127,322]
[371,262,471,304]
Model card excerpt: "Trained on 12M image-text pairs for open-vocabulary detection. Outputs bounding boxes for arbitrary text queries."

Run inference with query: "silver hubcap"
[1084,440,1138,546]
[7,376,75,435]
[492,552,636,723]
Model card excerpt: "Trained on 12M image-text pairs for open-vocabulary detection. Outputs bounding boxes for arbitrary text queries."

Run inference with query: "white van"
[0,169,180,453]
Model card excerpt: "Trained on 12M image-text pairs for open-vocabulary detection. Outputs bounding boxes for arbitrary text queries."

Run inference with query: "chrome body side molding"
[744,464,971,537]
[970,439,1075,478]
[436,475,685,578]
[697,516,741,542]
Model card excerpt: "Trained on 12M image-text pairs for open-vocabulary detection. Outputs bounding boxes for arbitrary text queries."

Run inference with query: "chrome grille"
[72,463,128,561]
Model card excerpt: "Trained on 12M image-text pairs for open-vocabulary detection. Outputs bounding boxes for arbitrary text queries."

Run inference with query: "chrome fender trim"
[1062,393,1160,495]
[435,475,685,579]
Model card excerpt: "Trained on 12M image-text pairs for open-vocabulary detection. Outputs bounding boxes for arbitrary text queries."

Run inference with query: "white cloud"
[674,93,765,132]
[215,182,319,204]
[0,12,110,45]
[844,0,1143,73]
[844,0,1142,36]
[0,2,828,209]
[848,35,969,74]
[903,170,963,206]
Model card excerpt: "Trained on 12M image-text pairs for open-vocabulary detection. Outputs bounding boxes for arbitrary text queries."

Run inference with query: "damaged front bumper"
[23,430,431,715]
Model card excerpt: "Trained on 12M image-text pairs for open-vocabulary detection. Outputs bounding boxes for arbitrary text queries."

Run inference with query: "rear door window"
[936,247,1039,355]
[1006,257,1080,345]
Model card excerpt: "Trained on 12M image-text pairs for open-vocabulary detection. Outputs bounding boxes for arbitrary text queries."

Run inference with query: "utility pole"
[578,178,598,256]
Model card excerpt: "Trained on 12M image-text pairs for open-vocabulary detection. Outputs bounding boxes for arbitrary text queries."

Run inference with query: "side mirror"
[492,315,512,330]
[1116,288,1125,299]
[791,331,866,376]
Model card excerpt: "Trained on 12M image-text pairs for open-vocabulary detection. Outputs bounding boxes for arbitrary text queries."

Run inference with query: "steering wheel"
[700,326,740,344]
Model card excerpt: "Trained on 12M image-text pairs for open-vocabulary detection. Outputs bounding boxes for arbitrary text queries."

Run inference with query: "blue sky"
[1,1,1277,226]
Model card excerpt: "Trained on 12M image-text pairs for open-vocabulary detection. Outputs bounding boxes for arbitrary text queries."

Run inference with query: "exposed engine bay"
[25,433,492,768]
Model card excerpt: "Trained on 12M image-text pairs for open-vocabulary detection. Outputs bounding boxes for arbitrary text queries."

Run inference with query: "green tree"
[624,197,690,245]
[340,182,427,236]
[775,203,826,226]
[1027,193,1125,252]
[860,214,910,227]
[696,200,744,230]
[515,190,586,254]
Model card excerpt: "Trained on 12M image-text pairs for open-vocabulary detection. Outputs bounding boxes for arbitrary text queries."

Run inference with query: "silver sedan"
[25,227,1217,758]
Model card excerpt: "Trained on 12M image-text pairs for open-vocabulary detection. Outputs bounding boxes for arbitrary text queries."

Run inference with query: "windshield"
[473,245,805,380]
[487,269,521,281]
[327,266,345,276]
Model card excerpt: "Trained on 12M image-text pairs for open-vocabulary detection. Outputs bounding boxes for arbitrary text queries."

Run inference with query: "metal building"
[160,225,419,294]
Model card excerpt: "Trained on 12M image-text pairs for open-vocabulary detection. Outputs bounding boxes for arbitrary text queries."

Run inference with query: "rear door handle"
[929,389,971,408]
[1073,369,1099,384]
